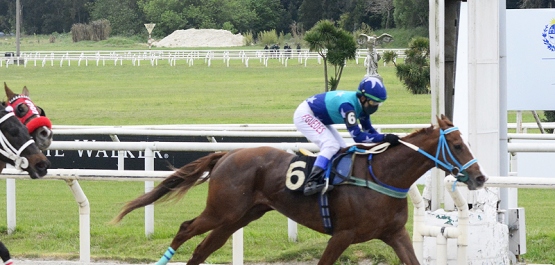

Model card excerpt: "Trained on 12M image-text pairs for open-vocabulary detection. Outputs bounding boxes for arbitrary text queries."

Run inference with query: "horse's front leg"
[382,227,420,265]
[317,230,355,265]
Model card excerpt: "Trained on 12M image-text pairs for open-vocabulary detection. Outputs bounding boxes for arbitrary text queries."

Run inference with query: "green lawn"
[0,36,552,264]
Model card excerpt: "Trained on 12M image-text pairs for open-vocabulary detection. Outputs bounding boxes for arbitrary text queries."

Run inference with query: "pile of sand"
[153,29,244,48]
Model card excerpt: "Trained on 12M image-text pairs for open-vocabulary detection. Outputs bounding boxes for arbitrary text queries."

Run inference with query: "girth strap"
[347,176,408,199]
[318,193,333,234]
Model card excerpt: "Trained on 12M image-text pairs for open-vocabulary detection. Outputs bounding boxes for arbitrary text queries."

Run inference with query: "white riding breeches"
[293,101,347,160]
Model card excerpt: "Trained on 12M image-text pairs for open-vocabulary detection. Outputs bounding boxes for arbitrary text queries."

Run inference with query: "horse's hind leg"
[185,205,271,265]
[317,230,355,265]
[155,213,225,264]
[166,203,257,254]
[382,227,420,265]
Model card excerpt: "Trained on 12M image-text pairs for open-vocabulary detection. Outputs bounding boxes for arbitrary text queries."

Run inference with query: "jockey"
[293,76,400,196]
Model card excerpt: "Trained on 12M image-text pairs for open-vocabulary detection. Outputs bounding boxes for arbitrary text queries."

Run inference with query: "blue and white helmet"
[357,76,387,102]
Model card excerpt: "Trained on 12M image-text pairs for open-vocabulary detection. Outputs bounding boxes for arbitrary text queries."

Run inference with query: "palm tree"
[304,20,357,91]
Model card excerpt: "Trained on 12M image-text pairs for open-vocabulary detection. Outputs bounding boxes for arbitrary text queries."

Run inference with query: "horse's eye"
[16,104,29,117]
[6,126,20,137]
[454,144,462,150]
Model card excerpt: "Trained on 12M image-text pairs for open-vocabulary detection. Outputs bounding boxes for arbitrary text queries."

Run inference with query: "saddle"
[286,144,390,192]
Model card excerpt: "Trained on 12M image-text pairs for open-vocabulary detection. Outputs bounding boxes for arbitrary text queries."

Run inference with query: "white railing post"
[144,148,155,237]
[232,228,243,265]
[409,184,424,263]
[285,149,298,242]
[287,218,297,242]
[65,179,90,263]
[6,178,16,234]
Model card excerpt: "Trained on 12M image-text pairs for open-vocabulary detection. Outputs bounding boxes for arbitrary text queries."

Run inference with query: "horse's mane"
[402,124,436,140]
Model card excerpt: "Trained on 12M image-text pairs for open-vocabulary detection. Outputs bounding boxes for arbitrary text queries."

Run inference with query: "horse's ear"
[4,82,16,100]
[22,86,30,97]
[436,115,447,129]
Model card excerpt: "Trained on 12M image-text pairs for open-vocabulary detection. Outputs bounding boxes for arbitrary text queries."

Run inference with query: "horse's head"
[4,83,53,150]
[435,115,487,190]
[0,104,50,178]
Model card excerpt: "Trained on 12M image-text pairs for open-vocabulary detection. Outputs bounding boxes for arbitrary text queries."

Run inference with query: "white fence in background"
[2,124,555,264]
[0,48,407,68]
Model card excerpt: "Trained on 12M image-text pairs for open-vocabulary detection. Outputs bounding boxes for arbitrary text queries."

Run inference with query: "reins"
[399,126,477,183]
[0,110,34,170]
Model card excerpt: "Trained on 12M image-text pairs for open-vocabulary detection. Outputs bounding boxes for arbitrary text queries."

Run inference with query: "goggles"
[367,99,383,107]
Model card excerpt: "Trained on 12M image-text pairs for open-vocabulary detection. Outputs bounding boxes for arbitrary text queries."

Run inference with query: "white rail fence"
[0,48,407,68]
[2,125,555,264]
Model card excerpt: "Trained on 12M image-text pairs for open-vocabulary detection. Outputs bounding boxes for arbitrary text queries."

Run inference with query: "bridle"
[0,107,35,170]
[399,126,477,182]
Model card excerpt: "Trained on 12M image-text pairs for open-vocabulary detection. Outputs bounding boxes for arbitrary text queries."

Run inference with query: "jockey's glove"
[383,134,400,146]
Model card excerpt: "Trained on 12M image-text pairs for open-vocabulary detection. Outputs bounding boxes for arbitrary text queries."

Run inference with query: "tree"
[395,37,429,94]
[138,0,186,36]
[19,0,92,34]
[90,0,142,36]
[0,0,15,33]
[304,20,357,92]
[247,0,287,35]
[299,0,323,30]
[366,0,395,29]
[393,0,428,28]
[337,0,387,32]
[521,0,555,8]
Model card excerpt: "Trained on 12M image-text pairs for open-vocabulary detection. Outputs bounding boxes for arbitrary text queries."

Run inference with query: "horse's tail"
[111,152,227,224]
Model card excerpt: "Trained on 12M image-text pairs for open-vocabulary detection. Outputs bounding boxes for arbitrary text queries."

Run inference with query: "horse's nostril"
[36,160,50,171]
[38,128,52,139]
[477,175,486,184]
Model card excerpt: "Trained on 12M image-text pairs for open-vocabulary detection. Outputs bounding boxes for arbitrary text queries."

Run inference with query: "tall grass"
[0,35,551,264]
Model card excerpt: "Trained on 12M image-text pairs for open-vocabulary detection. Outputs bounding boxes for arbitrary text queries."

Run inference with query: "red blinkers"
[8,95,52,133]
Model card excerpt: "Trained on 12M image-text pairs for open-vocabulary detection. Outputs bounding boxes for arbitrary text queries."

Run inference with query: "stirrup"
[304,182,334,196]
[321,177,333,194]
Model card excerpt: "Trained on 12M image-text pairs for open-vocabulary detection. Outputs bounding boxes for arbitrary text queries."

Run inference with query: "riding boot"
[304,156,332,196]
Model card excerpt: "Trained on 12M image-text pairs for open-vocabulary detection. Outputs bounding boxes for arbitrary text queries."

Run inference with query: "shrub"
[243,31,254,46]
[258,30,278,46]
[71,19,111,42]
[382,50,398,66]
[542,111,555,133]
[395,37,430,94]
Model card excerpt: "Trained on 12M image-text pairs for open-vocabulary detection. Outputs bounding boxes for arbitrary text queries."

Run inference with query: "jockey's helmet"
[357,76,387,103]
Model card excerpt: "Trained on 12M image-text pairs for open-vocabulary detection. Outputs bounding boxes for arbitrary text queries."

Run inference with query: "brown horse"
[113,115,486,265]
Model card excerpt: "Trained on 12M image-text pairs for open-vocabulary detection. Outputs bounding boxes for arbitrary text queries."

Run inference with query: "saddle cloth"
[285,153,353,192]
